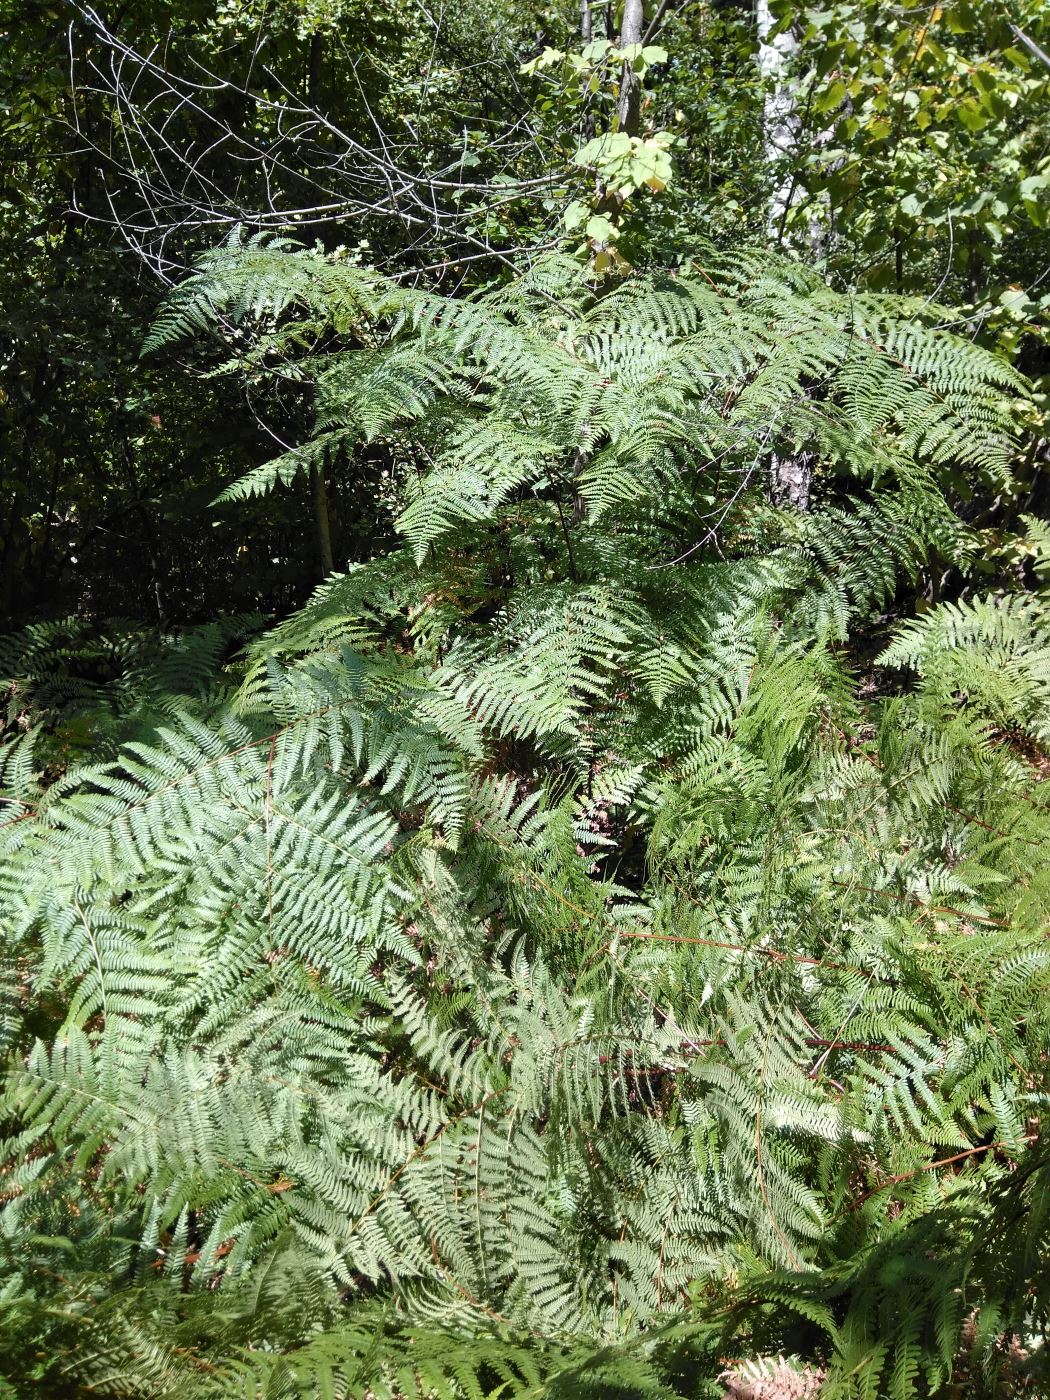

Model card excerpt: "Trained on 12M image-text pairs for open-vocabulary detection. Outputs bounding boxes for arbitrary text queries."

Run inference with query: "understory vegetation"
[2,0,1050,1395]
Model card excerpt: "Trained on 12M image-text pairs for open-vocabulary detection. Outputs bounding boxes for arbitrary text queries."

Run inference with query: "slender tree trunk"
[617,0,645,135]
[311,460,334,578]
[967,227,981,304]
[895,223,904,291]
[581,0,597,140]
[308,32,323,110]
[757,0,814,511]
[37,450,63,595]
[593,0,646,221]
[118,442,167,626]
[306,33,335,579]
[756,0,800,242]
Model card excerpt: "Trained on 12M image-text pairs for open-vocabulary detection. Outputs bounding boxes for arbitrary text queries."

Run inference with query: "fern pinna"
[1,240,1048,1398]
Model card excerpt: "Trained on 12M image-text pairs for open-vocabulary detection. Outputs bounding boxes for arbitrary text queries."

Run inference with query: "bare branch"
[67,2,569,280]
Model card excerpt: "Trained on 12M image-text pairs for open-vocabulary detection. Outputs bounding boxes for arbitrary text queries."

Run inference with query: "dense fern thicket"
[2,244,1050,1398]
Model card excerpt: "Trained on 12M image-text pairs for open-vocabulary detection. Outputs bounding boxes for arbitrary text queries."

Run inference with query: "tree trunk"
[307,32,323,109]
[757,0,814,511]
[618,0,645,135]
[756,0,800,242]
[769,449,814,512]
[311,461,334,579]
[581,0,597,140]
[307,34,335,579]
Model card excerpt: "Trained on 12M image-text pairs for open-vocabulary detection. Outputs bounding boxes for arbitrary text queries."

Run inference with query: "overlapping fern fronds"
[1,242,1048,1398]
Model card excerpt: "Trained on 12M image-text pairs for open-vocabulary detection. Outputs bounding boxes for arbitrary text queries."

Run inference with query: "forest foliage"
[2,0,1050,1396]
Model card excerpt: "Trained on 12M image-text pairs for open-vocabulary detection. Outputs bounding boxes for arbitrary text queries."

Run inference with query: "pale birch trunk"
[756,0,801,244]
[757,0,815,511]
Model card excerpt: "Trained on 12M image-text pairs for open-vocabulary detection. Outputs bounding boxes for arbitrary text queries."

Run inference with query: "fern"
[2,243,1048,1398]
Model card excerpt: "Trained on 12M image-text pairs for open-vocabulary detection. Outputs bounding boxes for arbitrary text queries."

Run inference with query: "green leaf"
[956,101,988,131]
[584,213,619,241]
[562,200,589,233]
